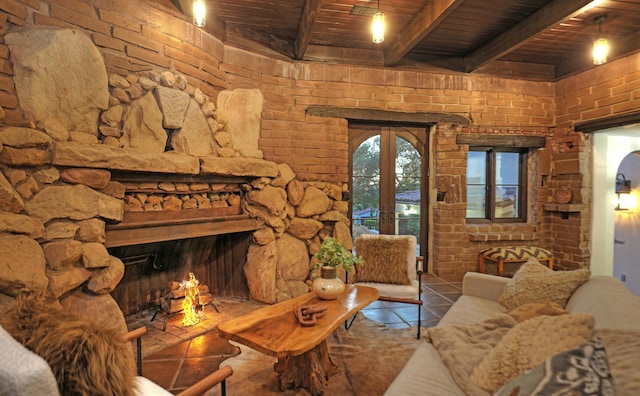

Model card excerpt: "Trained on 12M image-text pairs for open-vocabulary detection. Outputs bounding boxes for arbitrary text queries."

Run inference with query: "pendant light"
[193,0,206,27]
[593,15,609,65]
[372,0,385,44]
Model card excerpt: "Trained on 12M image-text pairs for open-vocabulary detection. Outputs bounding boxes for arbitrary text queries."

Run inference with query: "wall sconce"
[192,0,206,27]
[593,15,609,65]
[371,0,385,44]
[615,173,631,211]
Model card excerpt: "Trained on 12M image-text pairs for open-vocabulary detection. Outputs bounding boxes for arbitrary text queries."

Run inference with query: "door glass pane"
[466,151,487,218]
[352,136,381,236]
[394,136,421,250]
[495,152,519,219]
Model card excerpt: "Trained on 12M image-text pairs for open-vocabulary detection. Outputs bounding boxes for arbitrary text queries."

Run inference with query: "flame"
[181,272,203,326]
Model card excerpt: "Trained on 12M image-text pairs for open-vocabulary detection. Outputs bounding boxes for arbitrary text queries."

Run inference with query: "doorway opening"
[348,123,428,259]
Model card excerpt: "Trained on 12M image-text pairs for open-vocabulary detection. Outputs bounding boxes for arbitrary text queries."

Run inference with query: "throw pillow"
[0,293,137,396]
[494,337,615,396]
[354,236,413,285]
[498,257,590,310]
[507,301,567,323]
[594,328,640,396]
[470,313,595,393]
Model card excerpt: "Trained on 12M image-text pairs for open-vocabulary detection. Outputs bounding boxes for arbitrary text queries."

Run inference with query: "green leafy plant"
[314,236,364,272]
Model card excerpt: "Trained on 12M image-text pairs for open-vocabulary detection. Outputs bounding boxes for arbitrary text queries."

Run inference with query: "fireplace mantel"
[105,212,262,247]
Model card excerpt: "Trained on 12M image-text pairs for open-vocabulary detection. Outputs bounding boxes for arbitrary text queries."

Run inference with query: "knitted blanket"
[426,314,518,396]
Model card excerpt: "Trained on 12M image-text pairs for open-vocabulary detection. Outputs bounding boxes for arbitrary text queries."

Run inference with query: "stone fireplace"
[0,26,353,333]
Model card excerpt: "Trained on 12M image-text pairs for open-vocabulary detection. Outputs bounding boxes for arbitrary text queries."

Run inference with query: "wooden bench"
[478,246,553,276]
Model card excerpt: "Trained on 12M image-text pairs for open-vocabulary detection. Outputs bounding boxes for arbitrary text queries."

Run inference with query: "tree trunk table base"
[274,340,336,396]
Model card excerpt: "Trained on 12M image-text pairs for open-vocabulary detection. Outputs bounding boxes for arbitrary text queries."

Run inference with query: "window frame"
[466,146,528,223]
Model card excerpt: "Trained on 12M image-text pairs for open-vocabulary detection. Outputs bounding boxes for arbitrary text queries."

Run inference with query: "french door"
[349,123,427,255]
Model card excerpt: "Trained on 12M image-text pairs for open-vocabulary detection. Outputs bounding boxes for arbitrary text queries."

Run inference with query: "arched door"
[349,123,427,256]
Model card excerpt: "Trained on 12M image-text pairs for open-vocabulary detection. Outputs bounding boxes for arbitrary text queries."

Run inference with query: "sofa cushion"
[354,234,416,285]
[383,342,465,396]
[594,328,640,395]
[566,275,640,330]
[494,337,614,396]
[470,313,595,393]
[506,301,566,323]
[498,258,590,310]
[438,295,507,327]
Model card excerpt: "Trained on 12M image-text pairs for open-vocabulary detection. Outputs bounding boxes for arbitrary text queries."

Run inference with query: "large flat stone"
[52,141,199,174]
[200,156,278,178]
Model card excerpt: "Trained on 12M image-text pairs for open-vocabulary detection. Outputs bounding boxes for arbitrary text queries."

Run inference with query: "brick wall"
[2,0,636,278]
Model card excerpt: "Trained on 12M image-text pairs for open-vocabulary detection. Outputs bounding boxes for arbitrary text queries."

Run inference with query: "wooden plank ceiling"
[162,0,640,81]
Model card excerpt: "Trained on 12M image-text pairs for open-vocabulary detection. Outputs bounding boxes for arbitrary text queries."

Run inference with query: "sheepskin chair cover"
[0,293,137,396]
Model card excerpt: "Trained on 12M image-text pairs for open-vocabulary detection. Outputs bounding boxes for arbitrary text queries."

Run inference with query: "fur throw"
[0,293,136,396]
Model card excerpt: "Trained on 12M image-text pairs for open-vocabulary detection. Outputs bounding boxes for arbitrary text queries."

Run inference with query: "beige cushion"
[506,301,566,323]
[354,234,416,285]
[498,257,590,310]
[470,313,595,393]
[594,328,640,396]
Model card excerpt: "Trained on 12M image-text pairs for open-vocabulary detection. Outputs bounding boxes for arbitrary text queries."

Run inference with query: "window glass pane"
[466,151,487,218]
[495,152,519,219]
[352,136,381,233]
[395,136,421,241]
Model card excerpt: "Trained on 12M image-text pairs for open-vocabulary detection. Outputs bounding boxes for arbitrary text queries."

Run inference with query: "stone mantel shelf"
[105,213,263,248]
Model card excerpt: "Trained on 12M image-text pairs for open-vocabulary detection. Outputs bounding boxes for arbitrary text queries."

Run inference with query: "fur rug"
[205,316,423,396]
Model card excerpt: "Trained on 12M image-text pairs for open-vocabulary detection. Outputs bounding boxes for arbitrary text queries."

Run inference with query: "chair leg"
[344,312,358,330]
[417,270,422,339]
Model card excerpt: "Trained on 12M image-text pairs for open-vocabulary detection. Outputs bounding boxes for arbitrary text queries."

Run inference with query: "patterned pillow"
[507,301,566,323]
[354,235,414,285]
[470,313,595,393]
[498,257,590,310]
[494,337,615,396]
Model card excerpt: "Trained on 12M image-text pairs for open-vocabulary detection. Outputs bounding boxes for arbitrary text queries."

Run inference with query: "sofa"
[385,261,640,395]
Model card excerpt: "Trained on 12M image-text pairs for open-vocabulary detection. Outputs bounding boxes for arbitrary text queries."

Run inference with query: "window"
[466,148,527,222]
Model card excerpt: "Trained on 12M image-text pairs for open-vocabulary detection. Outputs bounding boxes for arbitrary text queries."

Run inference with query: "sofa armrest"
[462,272,509,302]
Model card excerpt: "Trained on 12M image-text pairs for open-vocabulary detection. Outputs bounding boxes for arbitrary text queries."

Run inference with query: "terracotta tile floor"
[132,274,462,394]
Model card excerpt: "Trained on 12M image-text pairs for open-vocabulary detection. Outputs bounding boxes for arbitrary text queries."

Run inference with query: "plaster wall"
[592,128,640,279]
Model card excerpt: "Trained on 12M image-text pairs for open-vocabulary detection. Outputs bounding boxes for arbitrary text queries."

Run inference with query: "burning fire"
[181,272,203,326]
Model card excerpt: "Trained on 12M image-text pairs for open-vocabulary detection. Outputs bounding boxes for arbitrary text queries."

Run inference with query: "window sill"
[467,223,538,242]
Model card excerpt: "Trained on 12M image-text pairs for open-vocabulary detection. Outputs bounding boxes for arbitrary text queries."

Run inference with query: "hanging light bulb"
[193,0,206,28]
[593,15,609,65]
[372,0,385,44]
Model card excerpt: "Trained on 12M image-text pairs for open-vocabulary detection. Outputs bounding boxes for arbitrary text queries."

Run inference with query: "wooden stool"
[478,246,554,276]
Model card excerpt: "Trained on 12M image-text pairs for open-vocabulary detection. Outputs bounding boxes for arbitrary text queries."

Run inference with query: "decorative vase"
[312,266,345,300]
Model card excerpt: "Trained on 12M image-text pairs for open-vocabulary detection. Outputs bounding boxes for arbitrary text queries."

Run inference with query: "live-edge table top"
[217,285,379,358]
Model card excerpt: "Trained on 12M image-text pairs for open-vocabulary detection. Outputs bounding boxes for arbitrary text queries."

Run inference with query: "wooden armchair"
[348,234,423,339]
[124,327,233,396]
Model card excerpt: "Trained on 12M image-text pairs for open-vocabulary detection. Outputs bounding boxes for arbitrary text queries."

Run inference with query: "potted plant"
[312,237,364,299]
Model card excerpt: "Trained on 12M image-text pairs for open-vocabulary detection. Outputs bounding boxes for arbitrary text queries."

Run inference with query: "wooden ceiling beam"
[294,0,323,60]
[384,0,465,67]
[463,0,596,73]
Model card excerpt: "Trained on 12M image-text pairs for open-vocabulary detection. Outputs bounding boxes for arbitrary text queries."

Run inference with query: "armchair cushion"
[0,324,60,396]
[354,234,416,285]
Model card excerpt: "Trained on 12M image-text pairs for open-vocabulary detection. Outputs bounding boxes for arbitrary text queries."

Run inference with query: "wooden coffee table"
[217,285,379,395]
